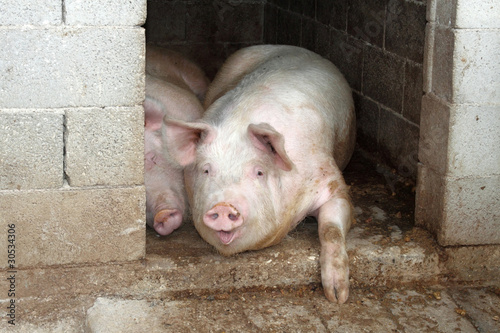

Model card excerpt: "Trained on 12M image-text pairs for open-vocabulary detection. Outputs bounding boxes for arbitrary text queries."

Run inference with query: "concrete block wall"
[145,0,265,78]
[416,0,500,246]
[0,1,147,268]
[265,0,427,180]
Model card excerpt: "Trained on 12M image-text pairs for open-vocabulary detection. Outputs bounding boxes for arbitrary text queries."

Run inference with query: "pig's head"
[164,119,294,255]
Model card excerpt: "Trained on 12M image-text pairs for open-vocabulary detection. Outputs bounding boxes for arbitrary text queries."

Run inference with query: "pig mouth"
[217,230,238,245]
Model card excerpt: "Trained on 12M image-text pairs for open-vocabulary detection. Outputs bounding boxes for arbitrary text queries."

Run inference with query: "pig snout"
[153,208,183,236]
[203,203,243,244]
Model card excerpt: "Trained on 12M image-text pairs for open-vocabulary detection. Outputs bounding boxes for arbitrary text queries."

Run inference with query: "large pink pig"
[164,45,355,303]
[144,46,209,235]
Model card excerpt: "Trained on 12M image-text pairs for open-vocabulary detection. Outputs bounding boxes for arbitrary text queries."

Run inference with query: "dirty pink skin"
[165,45,355,303]
[144,46,208,235]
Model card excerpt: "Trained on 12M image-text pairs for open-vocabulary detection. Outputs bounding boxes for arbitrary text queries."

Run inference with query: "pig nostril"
[211,213,219,220]
[228,213,239,221]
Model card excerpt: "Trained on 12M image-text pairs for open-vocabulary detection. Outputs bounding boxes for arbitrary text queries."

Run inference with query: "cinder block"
[186,3,217,43]
[442,175,500,246]
[419,95,500,178]
[427,0,497,29]
[362,45,405,113]
[429,25,454,102]
[385,0,426,64]
[214,3,263,43]
[0,109,64,190]
[378,107,419,179]
[0,186,146,268]
[430,27,500,105]
[329,30,364,92]
[64,0,146,26]
[423,23,435,93]
[301,18,316,51]
[145,0,186,43]
[314,20,331,58]
[347,0,385,47]
[354,93,379,153]
[0,27,145,108]
[290,0,315,19]
[263,3,278,44]
[415,163,445,240]
[275,9,301,46]
[403,61,423,125]
[0,0,61,25]
[65,107,144,187]
[455,0,500,29]
[417,164,500,246]
[448,104,500,177]
[418,94,450,176]
[453,29,500,105]
[427,0,454,26]
[316,0,347,31]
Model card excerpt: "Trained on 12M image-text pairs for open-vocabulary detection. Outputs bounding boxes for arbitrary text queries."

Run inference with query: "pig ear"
[144,97,165,132]
[163,119,215,166]
[248,123,294,171]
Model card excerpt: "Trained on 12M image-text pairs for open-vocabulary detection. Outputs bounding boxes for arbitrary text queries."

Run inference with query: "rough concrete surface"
[65,106,144,187]
[64,0,146,26]
[1,287,498,332]
[0,0,61,25]
[0,186,145,268]
[0,151,498,331]
[0,27,144,108]
[0,109,64,190]
[83,287,499,333]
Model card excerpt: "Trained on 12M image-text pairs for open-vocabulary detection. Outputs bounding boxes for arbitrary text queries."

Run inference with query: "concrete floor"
[1,150,499,332]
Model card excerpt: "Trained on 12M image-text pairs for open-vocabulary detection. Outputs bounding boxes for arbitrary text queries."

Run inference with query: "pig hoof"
[321,248,349,304]
[153,209,183,236]
[322,270,349,304]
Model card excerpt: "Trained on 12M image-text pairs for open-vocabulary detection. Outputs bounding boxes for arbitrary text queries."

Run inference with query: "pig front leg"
[316,188,353,304]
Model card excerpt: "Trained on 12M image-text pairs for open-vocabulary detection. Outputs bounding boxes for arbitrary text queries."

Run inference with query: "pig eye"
[252,166,265,179]
[202,164,211,175]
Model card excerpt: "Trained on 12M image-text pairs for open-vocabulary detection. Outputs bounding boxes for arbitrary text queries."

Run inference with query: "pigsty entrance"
[144,0,497,300]
[143,0,425,248]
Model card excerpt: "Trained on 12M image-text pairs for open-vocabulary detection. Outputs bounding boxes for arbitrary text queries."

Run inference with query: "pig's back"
[204,45,283,107]
[146,45,210,102]
[146,74,203,122]
[206,45,355,170]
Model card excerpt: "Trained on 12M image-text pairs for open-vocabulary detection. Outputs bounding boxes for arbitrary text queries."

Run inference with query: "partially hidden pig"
[146,45,210,102]
[144,45,209,235]
[164,45,355,303]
